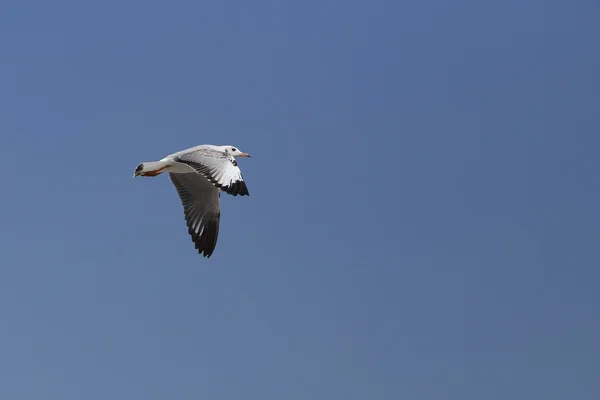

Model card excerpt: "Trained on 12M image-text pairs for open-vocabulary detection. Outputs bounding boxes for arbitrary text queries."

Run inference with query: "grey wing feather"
[174,149,249,196]
[169,172,221,258]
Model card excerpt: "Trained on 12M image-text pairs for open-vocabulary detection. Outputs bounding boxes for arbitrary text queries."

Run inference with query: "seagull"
[133,144,251,258]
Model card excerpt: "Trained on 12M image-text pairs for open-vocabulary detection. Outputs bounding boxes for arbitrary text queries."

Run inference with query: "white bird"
[133,144,251,258]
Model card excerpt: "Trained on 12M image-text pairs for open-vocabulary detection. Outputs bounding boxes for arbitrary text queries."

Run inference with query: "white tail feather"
[133,160,170,177]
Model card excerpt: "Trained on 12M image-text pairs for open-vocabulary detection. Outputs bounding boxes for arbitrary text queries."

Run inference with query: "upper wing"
[169,172,221,258]
[173,148,249,196]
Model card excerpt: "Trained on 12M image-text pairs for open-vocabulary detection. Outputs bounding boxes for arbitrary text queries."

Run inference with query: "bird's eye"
[232,148,237,152]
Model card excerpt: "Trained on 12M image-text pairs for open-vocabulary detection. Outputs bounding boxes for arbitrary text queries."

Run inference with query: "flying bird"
[133,144,251,258]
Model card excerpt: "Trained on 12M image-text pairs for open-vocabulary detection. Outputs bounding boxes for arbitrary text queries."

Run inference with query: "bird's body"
[134,144,251,258]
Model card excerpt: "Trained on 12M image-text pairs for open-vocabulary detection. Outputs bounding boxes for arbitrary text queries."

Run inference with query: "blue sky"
[1,0,598,399]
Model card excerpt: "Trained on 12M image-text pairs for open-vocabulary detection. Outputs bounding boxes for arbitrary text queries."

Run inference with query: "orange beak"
[239,152,251,158]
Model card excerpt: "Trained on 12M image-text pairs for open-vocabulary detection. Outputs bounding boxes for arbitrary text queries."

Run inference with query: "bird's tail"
[133,161,170,177]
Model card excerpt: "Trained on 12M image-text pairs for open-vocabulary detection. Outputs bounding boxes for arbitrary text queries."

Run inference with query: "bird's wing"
[169,172,221,257]
[173,148,249,196]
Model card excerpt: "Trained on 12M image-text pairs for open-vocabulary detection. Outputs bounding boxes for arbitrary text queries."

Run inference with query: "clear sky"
[0,1,598,399]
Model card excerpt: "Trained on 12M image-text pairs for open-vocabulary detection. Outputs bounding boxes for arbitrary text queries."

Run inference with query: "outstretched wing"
[168,172,221,257]
[173,148,249,196]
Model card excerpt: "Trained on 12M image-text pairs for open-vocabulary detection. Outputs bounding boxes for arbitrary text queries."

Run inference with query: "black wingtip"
[239,180,250,196]
[191,214,220,258]
[224,180,249,196]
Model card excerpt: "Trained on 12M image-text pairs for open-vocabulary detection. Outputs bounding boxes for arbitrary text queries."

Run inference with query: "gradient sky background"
[1,1,599,399]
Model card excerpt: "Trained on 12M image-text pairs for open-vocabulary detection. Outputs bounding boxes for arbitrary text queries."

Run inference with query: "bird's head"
[223,145,251,158]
